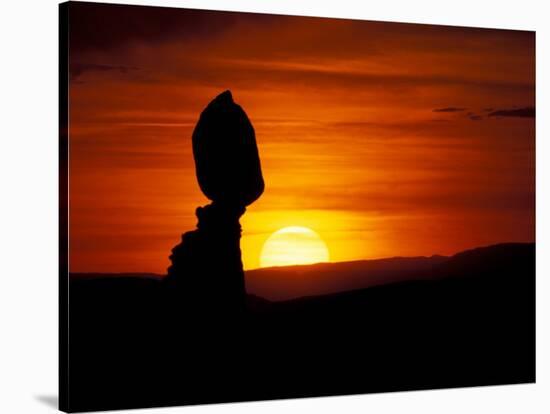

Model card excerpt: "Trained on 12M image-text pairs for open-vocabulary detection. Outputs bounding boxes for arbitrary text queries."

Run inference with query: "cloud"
[488,107,535,118]
[69,63,138,81]
[465,111,482,121]
[433,107,467,112]
[68,2,275,54]
[431,106,535,121]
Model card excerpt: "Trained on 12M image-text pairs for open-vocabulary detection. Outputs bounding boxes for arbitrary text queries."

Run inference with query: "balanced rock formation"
[193,90,264,206]
[164,91,264,318]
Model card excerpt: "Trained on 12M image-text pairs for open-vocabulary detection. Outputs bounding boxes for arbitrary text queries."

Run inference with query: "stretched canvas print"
[59,1,536,412]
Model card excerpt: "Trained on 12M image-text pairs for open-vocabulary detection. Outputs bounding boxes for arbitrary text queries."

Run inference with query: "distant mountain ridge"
[246,254,448,300]
[70,242,534,301]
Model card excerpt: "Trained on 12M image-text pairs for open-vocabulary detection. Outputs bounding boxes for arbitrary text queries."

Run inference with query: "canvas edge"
[59,1,70,412]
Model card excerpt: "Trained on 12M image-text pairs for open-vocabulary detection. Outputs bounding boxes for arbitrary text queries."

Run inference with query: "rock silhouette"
[193,90,264,206]
[164,90,263,317]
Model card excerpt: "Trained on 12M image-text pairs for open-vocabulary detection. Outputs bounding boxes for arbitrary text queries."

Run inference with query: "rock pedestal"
[165,203,246,317]
[164,91,263,318]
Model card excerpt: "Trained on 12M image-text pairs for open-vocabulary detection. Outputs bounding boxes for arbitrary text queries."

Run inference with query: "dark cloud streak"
[69,63,139,81]
[488,107,535,118]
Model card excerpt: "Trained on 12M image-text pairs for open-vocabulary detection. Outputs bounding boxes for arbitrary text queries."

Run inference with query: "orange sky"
[67,3,535,273]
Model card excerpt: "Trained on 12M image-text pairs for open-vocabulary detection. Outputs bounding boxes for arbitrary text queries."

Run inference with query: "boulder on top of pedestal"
[192,90,264,207]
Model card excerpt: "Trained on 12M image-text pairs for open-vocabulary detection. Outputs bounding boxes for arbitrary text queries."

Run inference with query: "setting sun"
[259,226,330,268]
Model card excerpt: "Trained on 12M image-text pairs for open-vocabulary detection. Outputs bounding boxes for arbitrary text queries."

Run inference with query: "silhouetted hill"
[67,242,535,412]
[246,255,447,301]
[432,242,534,279]
[72,254,449,301]
[266,242,534,312]
[72,242,532,302]
[264,242,534,305]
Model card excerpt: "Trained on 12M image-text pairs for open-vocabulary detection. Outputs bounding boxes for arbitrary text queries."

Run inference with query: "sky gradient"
[68,3,535,272]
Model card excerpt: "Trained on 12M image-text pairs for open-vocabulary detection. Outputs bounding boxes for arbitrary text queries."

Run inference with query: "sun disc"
[259,226,330,268]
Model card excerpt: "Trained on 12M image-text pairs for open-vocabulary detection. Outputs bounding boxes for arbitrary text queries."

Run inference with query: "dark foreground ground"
[65,243,535,412]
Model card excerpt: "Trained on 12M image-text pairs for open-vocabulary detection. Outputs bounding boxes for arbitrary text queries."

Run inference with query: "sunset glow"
[68,3,535,273]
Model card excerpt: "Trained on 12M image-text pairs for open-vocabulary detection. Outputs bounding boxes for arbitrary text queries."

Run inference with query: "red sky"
[67,2,535,273]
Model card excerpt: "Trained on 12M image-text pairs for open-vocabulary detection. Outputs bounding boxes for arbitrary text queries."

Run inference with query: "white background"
[0,0,548,412]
